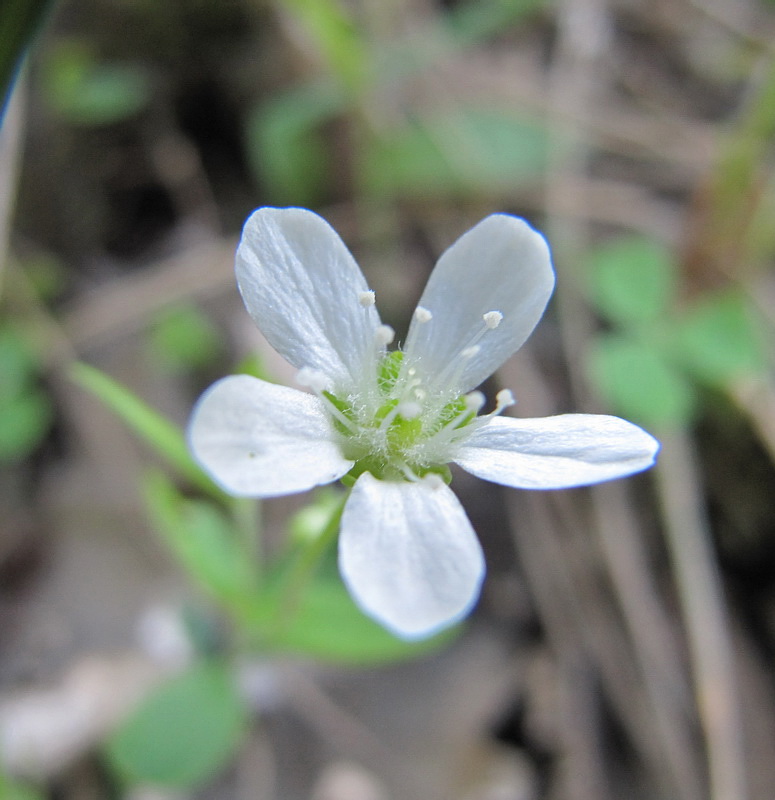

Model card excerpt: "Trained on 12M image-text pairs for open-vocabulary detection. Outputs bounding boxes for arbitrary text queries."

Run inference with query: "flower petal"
[189,375,353,497]
[407,214,555,393]
[454,415,659,489]
[339,473,485,640]
[236,207,381,389]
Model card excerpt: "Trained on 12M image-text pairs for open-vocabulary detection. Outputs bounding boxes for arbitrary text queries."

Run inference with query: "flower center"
[298,298,515,483]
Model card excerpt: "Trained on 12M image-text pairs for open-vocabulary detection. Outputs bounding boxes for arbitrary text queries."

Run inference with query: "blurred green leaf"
[105,661,246,789]
[265,573,454,664]
[0,327,37,401]
[587,235,676,326]
[247,81,343,205]
[149,304,222,371]
[672,290,765,385]
[280,0,368,91]
[0,0,53,118]
[0,772,44,800]
[445,0,547,46]
[0,389,53,463]
[70,363,223,499]
[0,327,53,462]
[589,335,695,427]
[365,108,546,198]
[144,472,255,610]
[43,41,150,126]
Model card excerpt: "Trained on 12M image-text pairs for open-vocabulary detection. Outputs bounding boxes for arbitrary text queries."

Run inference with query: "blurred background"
[2,0,775,798]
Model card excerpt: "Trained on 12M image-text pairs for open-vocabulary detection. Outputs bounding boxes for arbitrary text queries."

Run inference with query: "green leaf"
[364,108,547,198]
[143,472,255,610]
[247,81,344,205]
[280,0,369,92]
[0,389,53,462]
[588,335,695,427]
[69,363,223,499]
[105,661,246,789]
[672,289,765,386]
[0,327,38,401]
[43,41,150,126]
[264,573,455,665]
[445,0,547,46]
[0,775,44,800]
[587,235,676,326]
[148,304,222,371]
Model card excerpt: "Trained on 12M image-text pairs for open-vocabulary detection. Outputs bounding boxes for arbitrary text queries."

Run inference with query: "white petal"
[339,473,485,640]
[236,207,381,389]
[454,415,659,490]
[408,214,555,393]
[189,375,353,497]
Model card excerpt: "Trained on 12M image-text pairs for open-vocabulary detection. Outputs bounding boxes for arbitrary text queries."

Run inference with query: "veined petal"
[339,473,485,640]
[454,415,659,490]
[236,207,381,389]
[189,375,352,497]
[408,214,555,393]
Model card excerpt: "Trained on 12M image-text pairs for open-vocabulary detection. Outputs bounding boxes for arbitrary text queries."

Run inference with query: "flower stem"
[265,490,348,639]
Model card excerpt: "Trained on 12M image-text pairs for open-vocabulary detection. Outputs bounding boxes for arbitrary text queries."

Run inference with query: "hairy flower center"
[298,300,514,483]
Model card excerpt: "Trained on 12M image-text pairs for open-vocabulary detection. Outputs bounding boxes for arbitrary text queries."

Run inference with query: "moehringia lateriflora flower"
[189,208,659,639]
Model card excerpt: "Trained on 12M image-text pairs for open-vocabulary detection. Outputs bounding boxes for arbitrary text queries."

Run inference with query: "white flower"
[189,207,659,640]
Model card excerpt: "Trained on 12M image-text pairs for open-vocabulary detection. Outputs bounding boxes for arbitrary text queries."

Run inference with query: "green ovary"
[328,352,474,483]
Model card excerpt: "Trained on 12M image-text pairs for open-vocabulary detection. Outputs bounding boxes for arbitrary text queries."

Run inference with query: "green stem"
[264,490,348,640]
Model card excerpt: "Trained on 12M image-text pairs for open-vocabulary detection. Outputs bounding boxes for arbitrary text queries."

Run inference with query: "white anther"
[423,473,445,491]
[413,387,427,401]
[460,345,481,360]
[359,290,376,307]
[495,388,516,410]
[398,401,422,419]
[375,325,395,346]
[464,391,486,412]
[483,310,503,329]
[414,306,433,323]
[296,367,329,393]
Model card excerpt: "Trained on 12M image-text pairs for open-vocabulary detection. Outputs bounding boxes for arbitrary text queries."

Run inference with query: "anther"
[397,401,422,419]
[414,306,433,324]
[423,474,445,491]
[464,391,486,412]
[359,290,376,307]
[375,325,395,346]
[496,388,515,407]
[460,345,481,360]
[296,367,329,393]
[483,310,503,329]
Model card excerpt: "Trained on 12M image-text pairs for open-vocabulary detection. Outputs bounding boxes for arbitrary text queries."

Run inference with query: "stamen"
[296,367,329,393]
[423,473,445,491]
[460,345,481,360]
[397,401,422,419]
[483,310,503,329]
[495,388,515,409]
[414,306,433,324]
[479,388,516,421]
[464,391,486,412]
[375,325,395,346]
[359,290,376,307]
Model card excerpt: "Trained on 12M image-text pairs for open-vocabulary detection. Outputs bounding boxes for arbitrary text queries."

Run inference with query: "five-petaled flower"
[189,207,659,640]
